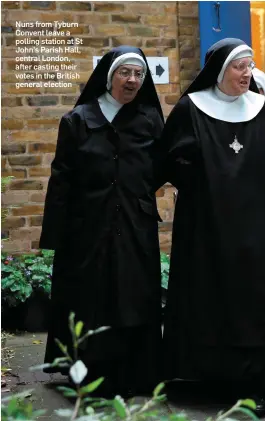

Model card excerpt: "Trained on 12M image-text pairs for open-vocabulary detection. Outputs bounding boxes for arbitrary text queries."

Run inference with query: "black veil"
[181,38,259,97]
[74,45,163,120]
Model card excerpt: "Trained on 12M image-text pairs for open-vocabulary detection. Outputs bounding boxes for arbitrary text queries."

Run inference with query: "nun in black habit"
[39,46,164,396]
[158,38,265,412]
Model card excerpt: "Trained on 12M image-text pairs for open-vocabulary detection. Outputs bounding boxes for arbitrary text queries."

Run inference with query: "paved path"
[2,332,264,421]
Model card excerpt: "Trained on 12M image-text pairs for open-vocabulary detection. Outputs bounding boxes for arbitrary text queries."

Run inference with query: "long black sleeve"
[39,116,75,250]
[154,96,199,191]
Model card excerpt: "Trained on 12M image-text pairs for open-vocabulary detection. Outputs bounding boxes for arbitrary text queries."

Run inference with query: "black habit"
[39,46,164,394]
[160,39,265,386]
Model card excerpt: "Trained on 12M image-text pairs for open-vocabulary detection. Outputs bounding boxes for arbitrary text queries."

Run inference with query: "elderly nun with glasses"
[40,46,164,397]
[156,38,265,416]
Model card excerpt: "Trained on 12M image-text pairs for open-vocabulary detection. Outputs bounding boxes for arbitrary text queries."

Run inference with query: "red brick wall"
[1,1,200,253]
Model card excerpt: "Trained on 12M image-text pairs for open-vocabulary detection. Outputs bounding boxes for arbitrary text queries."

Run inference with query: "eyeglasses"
[232,60,255,73]
[117,68,145,80]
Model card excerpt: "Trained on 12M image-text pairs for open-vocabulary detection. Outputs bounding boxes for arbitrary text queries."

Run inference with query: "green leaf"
[1,176,14,193]
[52,356,70,365]
[90,400,113,408]
[153,393,167,402]
[24,258,35,264]
[54,409,73,417]
[75,321,84,338]
[29,363,52,371]
[240,399,257,410]
[1,389,34,403]
[153,382,165,397]
[169,414,190,421]
[78,325,110,345]
[152,416,168,421]
[85,407,95,415]
[161,252,169,289]
[10,285,21,292]
[231,407,259,421]
[22,284,33,297]
[7,398,18,415]
[54,338,68,357]
[69,312,75,334]
[127,404,141,413]
[1,367,12,372]
[79,377,104,395]
[32,409,47,417]
[57,386,77,397]
[113,397,127,419]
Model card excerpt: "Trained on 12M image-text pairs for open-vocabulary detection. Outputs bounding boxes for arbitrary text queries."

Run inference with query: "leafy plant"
[31,314,259,421]
[23,250,54,295]
[1,390,46,421]
[1,250,54,307]
[1,255,32,307]
[161,252,170,290]
[30,313,171,420]
[2,312,260,421]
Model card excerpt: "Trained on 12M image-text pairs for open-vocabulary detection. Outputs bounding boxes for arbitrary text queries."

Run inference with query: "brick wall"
[1,1,200,254]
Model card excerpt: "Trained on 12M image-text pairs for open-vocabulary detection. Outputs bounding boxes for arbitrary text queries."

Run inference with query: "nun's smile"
[111,64,143,104]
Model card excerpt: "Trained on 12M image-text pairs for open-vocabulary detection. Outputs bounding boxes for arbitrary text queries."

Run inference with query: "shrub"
[161,252,170,290]
[1,250,54,308]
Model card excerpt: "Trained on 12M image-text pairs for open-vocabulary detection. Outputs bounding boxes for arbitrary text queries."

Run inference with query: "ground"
[1,332,264,421]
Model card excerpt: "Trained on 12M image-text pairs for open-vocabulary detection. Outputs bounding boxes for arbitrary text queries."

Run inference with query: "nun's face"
[111,64,143,104]
[218,57,253,96]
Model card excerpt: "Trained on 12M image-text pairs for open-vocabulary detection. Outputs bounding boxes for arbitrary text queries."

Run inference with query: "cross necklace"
[228,123,243,154]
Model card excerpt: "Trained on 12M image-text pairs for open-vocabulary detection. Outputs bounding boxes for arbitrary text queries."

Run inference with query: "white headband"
[217,44,253,83]
[106,52,147,90]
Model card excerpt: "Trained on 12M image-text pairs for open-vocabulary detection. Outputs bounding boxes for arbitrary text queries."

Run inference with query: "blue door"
[199,1,252,67]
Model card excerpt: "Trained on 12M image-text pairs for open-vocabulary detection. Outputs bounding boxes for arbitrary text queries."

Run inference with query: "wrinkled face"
[218,57,254,96]
[111,64,144,104]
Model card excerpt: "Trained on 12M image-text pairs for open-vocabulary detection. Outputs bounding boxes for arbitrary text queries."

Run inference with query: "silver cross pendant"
[229,135,243,154]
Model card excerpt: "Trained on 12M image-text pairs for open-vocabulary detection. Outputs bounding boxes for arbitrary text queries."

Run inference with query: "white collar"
[98,92,123,122]
[105,91,123,107]
[188,86,264,122]
[214,86,239,102]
